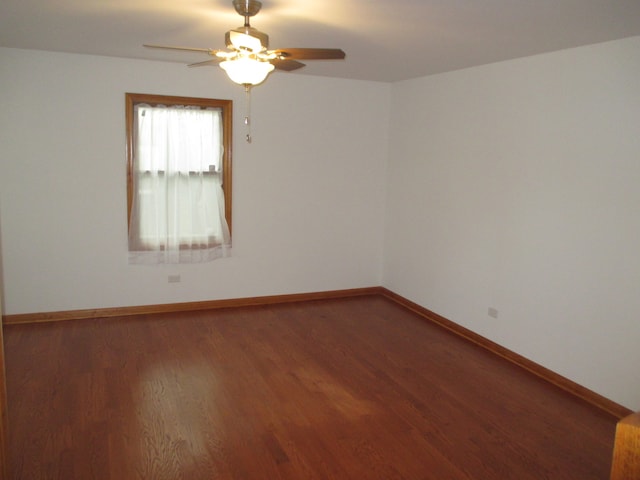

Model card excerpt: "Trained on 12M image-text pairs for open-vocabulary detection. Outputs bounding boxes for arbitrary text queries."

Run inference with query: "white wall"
[384,36,640,410]
[0,47,389,314]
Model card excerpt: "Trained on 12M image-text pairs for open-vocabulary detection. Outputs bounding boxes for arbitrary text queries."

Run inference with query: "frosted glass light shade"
[220,58,274,86]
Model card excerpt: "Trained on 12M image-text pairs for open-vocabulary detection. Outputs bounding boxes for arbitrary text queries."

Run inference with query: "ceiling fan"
[144,0,346,88]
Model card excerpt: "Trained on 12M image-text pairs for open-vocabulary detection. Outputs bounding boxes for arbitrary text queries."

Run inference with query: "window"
[126,93,232,264]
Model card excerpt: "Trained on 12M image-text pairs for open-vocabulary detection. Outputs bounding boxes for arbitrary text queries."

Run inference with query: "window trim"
[125,93,233,235]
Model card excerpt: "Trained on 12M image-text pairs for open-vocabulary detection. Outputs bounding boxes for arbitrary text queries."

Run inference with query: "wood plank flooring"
[4,296,618,479]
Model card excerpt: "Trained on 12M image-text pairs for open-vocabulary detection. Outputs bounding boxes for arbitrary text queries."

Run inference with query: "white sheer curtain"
[128,104,231,264]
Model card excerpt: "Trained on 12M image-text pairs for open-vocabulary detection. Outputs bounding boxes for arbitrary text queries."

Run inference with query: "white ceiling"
[2,0,640,83]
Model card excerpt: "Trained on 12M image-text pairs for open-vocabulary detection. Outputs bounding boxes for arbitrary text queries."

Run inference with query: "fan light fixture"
[219,56,274,86]
[143,0,346,141]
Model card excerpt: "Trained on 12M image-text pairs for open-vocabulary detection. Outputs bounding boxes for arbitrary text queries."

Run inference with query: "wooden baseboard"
[378,287,632,420]
[1,287,385,325]
[3,285,630,419]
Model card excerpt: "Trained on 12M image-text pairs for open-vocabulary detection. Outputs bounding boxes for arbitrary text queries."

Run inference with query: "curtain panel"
[128,104,231,264]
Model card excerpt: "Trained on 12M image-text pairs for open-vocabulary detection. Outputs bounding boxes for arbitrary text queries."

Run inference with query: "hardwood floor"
[4,296,617,479]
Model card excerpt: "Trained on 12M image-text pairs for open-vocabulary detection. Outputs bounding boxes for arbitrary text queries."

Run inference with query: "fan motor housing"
[226,27,269,52]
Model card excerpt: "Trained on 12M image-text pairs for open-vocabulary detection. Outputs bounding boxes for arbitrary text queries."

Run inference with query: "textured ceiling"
[2,0,640,82]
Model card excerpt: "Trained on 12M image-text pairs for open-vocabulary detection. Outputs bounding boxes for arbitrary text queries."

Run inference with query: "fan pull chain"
[244,85,252,143]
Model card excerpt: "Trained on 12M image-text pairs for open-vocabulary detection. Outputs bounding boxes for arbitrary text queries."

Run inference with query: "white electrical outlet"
[168,274,181,283]
[488,307,498,319]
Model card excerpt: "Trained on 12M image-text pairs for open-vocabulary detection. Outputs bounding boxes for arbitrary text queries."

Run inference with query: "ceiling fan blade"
[144,44,218,55]
[271,59,306,71]
[188,59,221,68]
[272,48,346,60]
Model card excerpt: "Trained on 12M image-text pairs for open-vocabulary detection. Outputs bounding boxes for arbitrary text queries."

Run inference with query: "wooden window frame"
[125,93,233,235]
